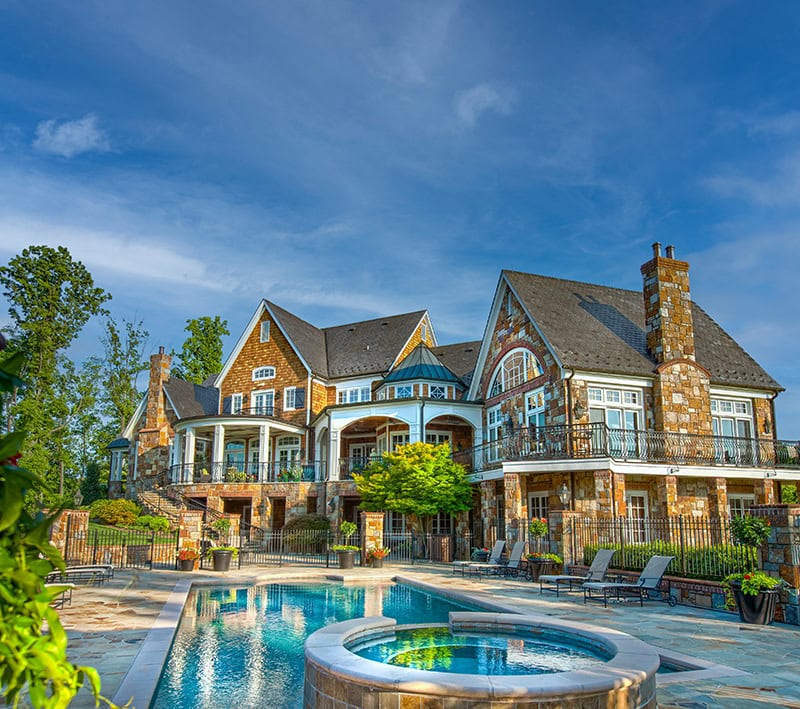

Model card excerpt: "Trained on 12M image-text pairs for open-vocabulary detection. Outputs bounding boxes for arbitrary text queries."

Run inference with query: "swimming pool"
[150,582,480,709]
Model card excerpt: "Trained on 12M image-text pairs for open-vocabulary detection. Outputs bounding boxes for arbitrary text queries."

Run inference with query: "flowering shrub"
[366,546,391,561]
[526,552,563,564]
[528,517,548,537]
[724,571,784,596]
[177,547,198,561]
[730,515,771,546]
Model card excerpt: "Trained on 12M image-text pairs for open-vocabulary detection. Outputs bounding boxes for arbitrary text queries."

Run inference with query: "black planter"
[337,550,357,569]
[211,549,233,572]
[178,558,195,572]
[371,557,384,569]
[732,586,778,625]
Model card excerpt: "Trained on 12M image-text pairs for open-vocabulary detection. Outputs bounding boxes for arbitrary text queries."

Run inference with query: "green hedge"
[134,515,170,532]
[89,499,141,527]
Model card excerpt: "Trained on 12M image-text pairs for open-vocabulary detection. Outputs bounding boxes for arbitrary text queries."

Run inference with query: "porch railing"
[453,423,800,473]
[338,455,382,480]
[169,460,321,484]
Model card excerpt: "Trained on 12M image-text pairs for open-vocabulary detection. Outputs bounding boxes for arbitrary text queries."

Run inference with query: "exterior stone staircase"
[137,489,184,526]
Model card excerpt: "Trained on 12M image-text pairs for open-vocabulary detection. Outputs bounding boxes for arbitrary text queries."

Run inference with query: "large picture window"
[587,385,643,458]
[489,348,543,398]
[712,398,755,464]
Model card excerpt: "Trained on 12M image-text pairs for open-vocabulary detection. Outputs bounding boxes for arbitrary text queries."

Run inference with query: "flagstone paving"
[53,565,800,708]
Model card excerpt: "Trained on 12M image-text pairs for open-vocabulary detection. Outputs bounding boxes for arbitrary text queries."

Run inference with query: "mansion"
[110,244,800,542]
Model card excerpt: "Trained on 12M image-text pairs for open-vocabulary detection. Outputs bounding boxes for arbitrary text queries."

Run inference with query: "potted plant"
[330,521,359,569]
[212,517,232,543]
[730,515,771,547]
[177,546,198,571]
[471,547,490,563]
[524,552,563,582]
[723,571,786,625]
[366,546,390,569]
[206,545,238,572]
[528,517,549,554]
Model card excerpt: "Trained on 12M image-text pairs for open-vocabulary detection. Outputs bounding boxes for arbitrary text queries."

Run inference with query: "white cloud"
[33,113,111,158]
[703,151,800,206]
[454,83,514,126]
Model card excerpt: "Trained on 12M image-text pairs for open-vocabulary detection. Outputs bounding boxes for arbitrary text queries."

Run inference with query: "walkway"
[55,564,800,708]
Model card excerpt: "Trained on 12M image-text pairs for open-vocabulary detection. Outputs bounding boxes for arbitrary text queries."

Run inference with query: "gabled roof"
[384,343,464,385]
[502,270,781,391]
[164,378,219,418]
[267,301,328,376]
[323,310,429,378]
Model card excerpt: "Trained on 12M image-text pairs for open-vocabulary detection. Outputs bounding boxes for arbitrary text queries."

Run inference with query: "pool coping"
[112,572,747,708]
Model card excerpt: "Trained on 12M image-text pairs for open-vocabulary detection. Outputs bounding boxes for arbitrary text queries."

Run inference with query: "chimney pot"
[159,346,165,355]
[665,245,675,259]
[652,242,662,258]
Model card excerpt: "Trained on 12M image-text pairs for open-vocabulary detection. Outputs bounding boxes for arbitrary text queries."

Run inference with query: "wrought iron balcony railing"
[337,456,383,480]
[169,461,320,484]
[452,423,800,474]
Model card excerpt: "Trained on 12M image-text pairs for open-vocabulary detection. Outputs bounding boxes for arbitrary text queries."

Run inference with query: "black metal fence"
[64,517,180,570]
[571,516,758,580]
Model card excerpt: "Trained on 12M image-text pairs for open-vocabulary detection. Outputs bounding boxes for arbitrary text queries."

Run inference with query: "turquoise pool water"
[150,582,480,709]
[351,626,608,675]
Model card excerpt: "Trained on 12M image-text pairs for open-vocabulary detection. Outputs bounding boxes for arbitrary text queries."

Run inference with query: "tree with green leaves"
[99,317,149,433]
[171,316,229,384]
[352,442,472,533]
[0,246,110,504]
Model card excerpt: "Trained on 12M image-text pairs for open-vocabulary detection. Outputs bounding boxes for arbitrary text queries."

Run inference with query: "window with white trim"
[337,386,371,404]
[729,494,755,517]
[252,366,275,382]
[429,384,447,399]
[252,390,274,415]
[260,321,270,342]
[712,397,755,464]
[525,388,546,428]
[391,433,409,451]
[528,492,549,521]
[231,392,243,415]
[487,405,503,462]
[277,436,301,469]
[587,386,643,457]
[489,348,543,397]
[425,432,451,447]
[626,492,649,543]
[395,385,413,399]
[284,386,297,410]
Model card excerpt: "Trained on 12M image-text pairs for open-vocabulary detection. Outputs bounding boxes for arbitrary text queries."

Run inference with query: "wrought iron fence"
[571,516,758,580]
[64,517,180,570]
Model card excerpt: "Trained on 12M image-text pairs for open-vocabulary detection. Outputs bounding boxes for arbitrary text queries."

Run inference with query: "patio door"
[626,492,649,543]
[349,444,367,473]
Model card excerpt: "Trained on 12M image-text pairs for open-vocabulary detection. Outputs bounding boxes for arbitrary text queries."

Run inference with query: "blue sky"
[1,1,799,435]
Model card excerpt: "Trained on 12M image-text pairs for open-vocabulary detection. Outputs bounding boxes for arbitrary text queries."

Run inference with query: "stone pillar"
[549,510,582,568]
[707,477,728,517]
[751,504,800,624]
[361,511,385,565]
[504,473,522,543]
[659,475,678,516]
[48,510,90,564]
[754,478,776,505]
[480,481,498,547]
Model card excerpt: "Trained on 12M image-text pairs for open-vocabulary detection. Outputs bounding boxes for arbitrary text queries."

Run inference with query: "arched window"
[252,366,275,381]
[489,348,543,397]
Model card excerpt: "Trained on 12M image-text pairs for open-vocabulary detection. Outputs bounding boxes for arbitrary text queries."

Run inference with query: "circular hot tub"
[304,612,660,708]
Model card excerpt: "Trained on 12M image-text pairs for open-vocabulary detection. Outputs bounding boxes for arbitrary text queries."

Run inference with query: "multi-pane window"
[525,389,546,428]
[252,366,275,381]
[395,385,413,399]
[231,393,243,415]
[337,386,371,404]
[391,433,409,451]
[487,406,503,462]
[277,436,301,469]
[528,492,549,521]
[425,432,451,447]
[431,511,453,535]
[260,321,270,342]
[712,398,755,464]
[729,495,754,517]
[626,492,649,543]
[588,386,643,457]
[429,385,447,399]
[489,349,543,398]
[252,390,274,415]
[284,387,297,410]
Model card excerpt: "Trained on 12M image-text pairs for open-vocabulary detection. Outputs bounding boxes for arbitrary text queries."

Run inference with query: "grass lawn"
[87,521,178,546]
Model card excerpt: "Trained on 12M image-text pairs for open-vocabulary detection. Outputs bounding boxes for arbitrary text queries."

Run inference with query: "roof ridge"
[504,269,640,297]
[321,309,427,333]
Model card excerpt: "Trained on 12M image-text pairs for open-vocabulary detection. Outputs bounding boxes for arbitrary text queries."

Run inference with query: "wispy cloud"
[33,113,111,158]
[455,83,514,126]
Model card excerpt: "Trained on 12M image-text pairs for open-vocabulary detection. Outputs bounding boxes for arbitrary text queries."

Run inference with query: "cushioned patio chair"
[583,554,677,607]
[46,564,113,586]
[539,548,616,596]
[467,541,526,579]
[452,540,505,575]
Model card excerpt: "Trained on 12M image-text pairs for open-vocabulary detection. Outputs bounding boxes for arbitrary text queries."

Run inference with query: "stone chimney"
[640,243,695,363]
[145,346,171,430]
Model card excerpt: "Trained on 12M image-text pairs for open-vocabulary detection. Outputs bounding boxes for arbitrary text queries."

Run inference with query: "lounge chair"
[46,564,114,586]
[539,548,616,596]
[452,540,505,575]
[583,554,677,607]
[45,582,74,608]
[467,541,526,578]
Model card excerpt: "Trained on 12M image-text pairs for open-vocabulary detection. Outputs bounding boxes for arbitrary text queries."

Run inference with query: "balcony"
[169,461,321,484]
[452,423,800,474]
[337,456,382,481]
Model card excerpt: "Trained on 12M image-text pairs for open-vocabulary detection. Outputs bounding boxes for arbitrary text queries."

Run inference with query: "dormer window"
[252,366,276,382]
[489,348,543,398]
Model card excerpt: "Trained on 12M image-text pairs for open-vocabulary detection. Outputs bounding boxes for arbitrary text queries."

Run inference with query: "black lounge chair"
[539,548,616,596]
[583,554,677,607]
[452,540,505,575]
[467,541,526,578]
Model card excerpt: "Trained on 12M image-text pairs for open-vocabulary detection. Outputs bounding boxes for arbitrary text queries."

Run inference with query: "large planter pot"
[526,560,556,582]
[178,558,195,572]
[371,557,384,569]
[732,584,779,625]
[337,550,357,569]
[211,549,233,572]
[472,551,489,563]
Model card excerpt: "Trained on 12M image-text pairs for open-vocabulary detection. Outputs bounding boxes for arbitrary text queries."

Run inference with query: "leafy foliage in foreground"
[0,349,116,708]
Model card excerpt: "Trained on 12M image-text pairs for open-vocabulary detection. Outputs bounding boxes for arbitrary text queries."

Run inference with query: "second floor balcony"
[170,460,321,485]
[452,423,800,474]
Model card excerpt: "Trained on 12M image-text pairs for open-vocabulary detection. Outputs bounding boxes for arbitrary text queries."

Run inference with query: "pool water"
[151,583,479,709]
[351,626,608,675]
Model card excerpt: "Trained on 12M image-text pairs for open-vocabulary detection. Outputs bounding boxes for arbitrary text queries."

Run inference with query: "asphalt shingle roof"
[504,270,781,391]
[433,341,481,387]
[164,378,219,418]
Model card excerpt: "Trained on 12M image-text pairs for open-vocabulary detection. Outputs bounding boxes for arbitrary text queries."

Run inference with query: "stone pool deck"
[56,564,800,709]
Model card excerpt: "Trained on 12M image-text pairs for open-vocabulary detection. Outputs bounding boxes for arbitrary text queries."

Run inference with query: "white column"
[258,423,271,482]
[183,427,196,484]
[110,451,122,482]
[329,427,340,481]
[212,424,224,481]
[171,432,183,483]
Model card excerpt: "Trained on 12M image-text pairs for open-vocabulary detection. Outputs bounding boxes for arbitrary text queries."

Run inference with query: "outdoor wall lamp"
[763,419,772,434]
[572,399,586,419]
[557,482,570,508]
